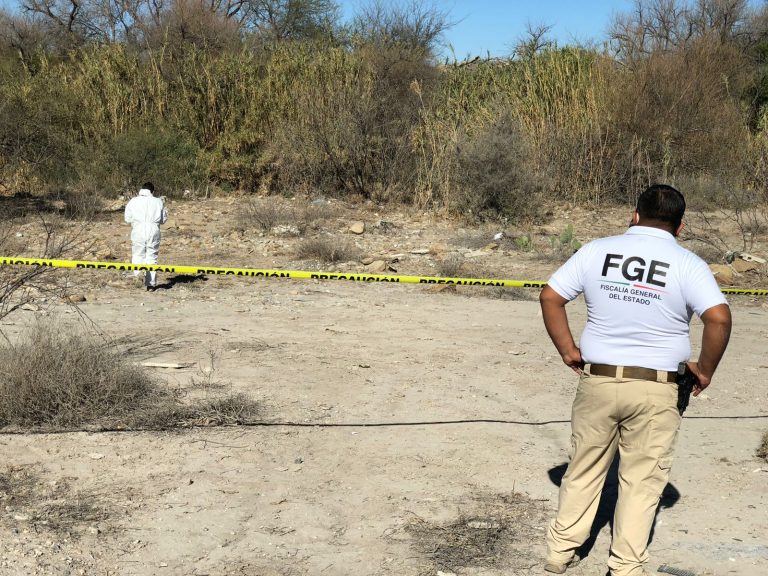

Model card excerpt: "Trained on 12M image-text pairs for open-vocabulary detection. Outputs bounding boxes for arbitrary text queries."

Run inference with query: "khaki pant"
[546,373,682,576]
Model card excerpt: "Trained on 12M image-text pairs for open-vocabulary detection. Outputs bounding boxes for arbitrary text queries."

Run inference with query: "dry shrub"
[437,254,466,278]
[511,48,614,205]
[399,492,550,574]
[57,188,104,220]
[3,9,765,217]
[146,0,242,54]
[673,174,733,211]
[0,322,160,428]
[453,111,547,223]
[744,128,768,197]
[0,219,84,321]
[267,47,376,197]
[0,77,82,194]
[0,194,51,220]
[298,201,341,231]
[296,237,359,263]
[409,513,508,570]
[191,394,261,426]
[0,322,261,430]
[238,198,341,234]
[139,390,259,429]
[269,43,431,202]
[238,197,297,232]
[100,126,205,198]
[353,43,437,203]
[607,39,749,189]
[680,179,767,260]
[415,48,613,207]
[758,432,768,462]
[136,393,261,429]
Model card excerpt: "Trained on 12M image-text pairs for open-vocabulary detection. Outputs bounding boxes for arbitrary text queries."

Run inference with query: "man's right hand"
[686,361,710,396]
[692,303,732,396]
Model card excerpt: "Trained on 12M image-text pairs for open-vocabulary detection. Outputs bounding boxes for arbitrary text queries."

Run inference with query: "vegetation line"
[1,1,768,217]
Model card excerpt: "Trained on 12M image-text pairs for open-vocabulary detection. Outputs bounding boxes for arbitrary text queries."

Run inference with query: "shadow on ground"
[154,274,208,290]
[547,457,680,561]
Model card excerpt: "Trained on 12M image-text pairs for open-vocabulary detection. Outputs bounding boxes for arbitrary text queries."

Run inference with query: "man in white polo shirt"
[539,184,732,576]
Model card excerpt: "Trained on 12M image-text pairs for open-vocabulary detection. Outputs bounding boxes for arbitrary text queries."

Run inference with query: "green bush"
[269,43,431,201]
[0,18,766,217]
[0,80,82,191]
[106,126,205,197]
[56,188,104,220]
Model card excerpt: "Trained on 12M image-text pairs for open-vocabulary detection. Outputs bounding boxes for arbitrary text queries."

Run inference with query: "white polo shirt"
[547,226,727,371]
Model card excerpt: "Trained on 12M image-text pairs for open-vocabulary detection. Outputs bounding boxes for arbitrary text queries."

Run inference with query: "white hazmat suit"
[124,188,168,289]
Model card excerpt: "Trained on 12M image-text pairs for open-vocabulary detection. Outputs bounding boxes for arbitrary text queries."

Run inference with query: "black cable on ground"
[1,414,767,435]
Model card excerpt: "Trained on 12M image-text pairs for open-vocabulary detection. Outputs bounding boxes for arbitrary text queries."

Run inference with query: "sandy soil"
[1,196,767,576]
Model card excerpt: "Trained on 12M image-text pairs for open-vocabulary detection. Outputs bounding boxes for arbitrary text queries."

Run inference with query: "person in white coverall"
[124,182,168,290]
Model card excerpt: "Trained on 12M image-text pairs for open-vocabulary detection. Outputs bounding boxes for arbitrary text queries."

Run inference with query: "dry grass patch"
[136,393,261,429]
[226,339,271,353]
[437,253,467,278]
[299,201,341,231]
[296,237,359,263]
[237,198,340,235]
[0,322,160,429]
[0,322,261,431]
[399,492,550,575]
[0,465,110,538]
[237,197,297,233]
[479,286,536,301]
[449,231,500,250]
[190,394,261,426]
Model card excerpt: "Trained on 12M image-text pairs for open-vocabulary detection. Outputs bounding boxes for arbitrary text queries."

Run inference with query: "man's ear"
[631,211,639,225]
[674,221,685,237]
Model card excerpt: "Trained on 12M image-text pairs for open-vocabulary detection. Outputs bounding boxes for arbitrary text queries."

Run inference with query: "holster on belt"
[675,362,698,416]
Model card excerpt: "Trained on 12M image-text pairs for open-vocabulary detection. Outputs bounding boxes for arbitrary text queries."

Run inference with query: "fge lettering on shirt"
[599,253,667,305]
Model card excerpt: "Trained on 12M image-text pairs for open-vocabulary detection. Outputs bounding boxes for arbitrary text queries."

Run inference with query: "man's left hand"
[562,347,585,375]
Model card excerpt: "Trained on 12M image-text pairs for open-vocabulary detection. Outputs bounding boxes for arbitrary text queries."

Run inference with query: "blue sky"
[0,0,701,58]
[339,0,637,59]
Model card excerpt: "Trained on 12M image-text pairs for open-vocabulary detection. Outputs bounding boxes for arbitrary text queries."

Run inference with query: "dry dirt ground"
[1,196,767,576]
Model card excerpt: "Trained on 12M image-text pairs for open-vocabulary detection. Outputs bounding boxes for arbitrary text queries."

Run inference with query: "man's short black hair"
[142,182,155,193]
[636,184,685,229]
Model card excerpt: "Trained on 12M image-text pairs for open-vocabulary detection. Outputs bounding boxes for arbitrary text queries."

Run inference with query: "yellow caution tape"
[1,256,766,295]
[719,287,768,296]
[0,256,546,287]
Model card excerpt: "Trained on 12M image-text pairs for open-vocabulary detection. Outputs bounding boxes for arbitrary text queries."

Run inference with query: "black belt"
[589,364,676,383]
